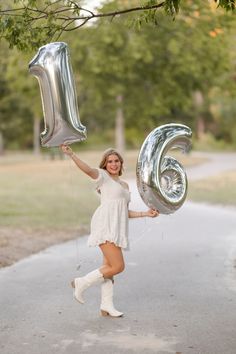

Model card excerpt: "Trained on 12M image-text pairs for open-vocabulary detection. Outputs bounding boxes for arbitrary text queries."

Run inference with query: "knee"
[113,262,125,275]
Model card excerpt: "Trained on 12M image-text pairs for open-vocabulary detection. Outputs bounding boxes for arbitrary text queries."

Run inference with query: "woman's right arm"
[60,144,99,179]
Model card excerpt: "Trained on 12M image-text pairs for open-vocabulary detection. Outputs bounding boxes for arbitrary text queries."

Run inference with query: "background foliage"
[0,0,235,152]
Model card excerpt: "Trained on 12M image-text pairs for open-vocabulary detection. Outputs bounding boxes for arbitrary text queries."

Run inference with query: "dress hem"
[88,238,128,250]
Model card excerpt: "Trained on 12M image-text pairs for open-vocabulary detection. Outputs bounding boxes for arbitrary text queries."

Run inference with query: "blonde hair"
[99,148,124,176]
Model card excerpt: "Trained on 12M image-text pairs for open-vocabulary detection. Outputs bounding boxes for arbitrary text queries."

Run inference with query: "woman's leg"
[100,277,123,317]
[102,254,110,268]
[102,255,113,281]
[99,242,124,317]
[72,268,104,304]
[71,242,124,305]
[99,242,125,278]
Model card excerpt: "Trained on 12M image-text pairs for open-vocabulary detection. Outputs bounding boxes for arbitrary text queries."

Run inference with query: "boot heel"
[101,310,109,316]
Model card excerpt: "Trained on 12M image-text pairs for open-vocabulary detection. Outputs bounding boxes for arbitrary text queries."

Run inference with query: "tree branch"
[0,2,166,23]
[82,3,166,19]
[0,0,234,51]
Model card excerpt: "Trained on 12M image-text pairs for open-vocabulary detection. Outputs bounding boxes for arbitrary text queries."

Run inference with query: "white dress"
[88,168,130,249]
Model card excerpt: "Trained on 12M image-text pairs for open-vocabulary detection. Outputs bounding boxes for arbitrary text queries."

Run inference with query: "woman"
[61,145,159,317]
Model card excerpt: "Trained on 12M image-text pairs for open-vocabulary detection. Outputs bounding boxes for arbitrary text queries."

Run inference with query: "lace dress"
[88,168,130,249]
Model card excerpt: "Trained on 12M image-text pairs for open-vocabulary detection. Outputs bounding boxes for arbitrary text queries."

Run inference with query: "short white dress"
[88,168,130,249]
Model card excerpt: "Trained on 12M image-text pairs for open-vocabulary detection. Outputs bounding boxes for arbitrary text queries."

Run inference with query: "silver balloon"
[136,123,192,214]
[29,42,86,147]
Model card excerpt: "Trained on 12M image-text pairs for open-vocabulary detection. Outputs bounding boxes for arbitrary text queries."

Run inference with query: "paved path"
[1,153,236,354]
[186,151,236,180]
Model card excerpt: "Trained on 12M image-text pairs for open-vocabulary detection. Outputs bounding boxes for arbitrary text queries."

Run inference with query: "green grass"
[0,152,100,230]
[1,148,236,270]
[0,149,212,231]
[189,171,236,206]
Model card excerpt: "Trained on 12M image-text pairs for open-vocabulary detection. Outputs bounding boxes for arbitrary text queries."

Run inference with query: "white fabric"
[88,168,130,249]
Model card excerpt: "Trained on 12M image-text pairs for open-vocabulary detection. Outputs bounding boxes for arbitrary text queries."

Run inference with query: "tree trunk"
[33,116,41,155]
[115,95,125,155]
[0,131,4,155]
[193,90,205,139]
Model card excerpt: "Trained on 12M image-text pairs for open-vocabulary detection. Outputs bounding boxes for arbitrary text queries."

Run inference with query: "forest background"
[0,0,235,154]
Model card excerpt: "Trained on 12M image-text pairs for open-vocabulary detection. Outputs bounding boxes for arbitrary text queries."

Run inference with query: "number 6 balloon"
[29,42,86,147]
[136,123,192,214]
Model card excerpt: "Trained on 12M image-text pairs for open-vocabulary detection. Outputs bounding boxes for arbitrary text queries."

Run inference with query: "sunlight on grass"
[0,150,210,231]
[189,171,236,206]
[0,153,100,230]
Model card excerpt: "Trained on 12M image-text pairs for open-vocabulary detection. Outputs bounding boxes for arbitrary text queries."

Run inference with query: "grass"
[0,152,99,230]
[189,170,236,207]
[3,148,234,233]
[0,149,235,267]
[0,149,206,230]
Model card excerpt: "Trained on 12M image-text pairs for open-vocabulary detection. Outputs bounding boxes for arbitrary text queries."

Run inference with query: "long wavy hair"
[99,148,124,176]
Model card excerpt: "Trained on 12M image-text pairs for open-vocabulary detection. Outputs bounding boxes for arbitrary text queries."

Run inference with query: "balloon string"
[67,157,81,272]
[130,216,167,247]
[66,158,166,265]
[131,217,153,246]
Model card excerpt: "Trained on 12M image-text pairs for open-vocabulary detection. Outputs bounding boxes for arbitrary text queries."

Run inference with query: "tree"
[0,40,42,153]
[0,0,235,151]
[6,53,43,154]
[0,0,235,51]
[64,0,235,148]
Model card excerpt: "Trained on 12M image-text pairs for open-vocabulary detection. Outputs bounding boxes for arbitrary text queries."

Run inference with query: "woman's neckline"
[104,170,129,192]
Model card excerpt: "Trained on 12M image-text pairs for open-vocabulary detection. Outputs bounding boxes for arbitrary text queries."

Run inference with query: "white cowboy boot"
[100,278,123,317]
[71,269,104,304]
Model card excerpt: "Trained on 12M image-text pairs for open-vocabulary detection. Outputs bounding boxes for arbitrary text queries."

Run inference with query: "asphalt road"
[1,152,236,354]
[186,151,236,180]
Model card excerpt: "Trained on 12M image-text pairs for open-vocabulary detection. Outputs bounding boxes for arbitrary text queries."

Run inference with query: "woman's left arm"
[128,209,159,218]
[124,182,159,218]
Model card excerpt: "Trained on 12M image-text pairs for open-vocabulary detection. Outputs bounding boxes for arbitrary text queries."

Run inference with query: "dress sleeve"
[91,168,108,189]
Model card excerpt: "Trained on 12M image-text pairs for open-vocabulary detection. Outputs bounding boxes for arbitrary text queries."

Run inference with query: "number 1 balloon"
[29,42,86,147]
[136,123,192,214]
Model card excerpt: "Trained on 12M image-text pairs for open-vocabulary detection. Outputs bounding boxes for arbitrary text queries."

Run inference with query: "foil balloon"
[29,42,86,147]
[136,123,192,214]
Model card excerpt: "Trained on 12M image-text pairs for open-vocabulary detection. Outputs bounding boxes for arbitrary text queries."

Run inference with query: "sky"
[79,0,107,26]
[82,0,107,12]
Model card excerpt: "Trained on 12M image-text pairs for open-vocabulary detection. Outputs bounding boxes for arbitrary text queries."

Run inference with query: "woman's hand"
[61,144,73,157]
[146,209,159,218]
[128,209,159,218]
